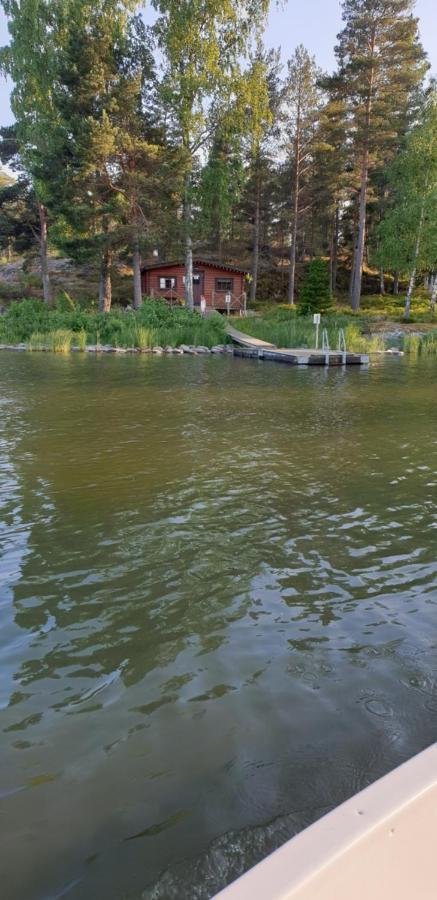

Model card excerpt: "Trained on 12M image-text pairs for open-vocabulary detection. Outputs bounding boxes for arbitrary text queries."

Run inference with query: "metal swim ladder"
[322,329,330,366]
[337,328,347,365]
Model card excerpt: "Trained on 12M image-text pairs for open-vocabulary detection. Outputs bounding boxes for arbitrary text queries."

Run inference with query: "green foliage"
[298,259,332,315]
[0,132,39,257]
[55,291,76,312]
[0,297,227,349]
[375,92,437,286]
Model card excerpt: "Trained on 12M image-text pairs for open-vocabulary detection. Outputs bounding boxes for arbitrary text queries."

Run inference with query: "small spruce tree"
[298,258,332,315]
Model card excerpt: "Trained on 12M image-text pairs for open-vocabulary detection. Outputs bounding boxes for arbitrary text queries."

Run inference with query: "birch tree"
[0,0,58,305]
[376,91,437,317]
[153,0,269,309]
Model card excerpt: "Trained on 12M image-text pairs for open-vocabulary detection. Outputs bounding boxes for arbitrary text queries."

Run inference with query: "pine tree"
[243,47,280,305]
[39,2,169,311]
[330,0,428,310]
[310,92,350,296]
[298,258,332,315]
[282,46,324,305]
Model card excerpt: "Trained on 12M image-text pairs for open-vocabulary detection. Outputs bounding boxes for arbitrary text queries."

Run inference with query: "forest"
[0,0,436,317]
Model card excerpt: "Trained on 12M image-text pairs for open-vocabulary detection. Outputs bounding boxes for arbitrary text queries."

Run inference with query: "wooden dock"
[226,324,369,367]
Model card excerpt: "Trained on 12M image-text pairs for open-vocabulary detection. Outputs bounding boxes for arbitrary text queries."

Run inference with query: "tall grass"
[343,324,385,353]
[403,334,422,356]
[28,332,48,351]
[49,329,74,353]
[75,329,87,351]
[403,332,437,356]
[134,326,155,350]
[421,333,437,356]
[239,311,385,353]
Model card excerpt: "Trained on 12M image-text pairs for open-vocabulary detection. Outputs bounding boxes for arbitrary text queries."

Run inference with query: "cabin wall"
[141,265,245,308]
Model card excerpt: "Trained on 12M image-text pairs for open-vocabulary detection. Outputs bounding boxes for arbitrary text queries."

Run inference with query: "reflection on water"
[0,353,436,900]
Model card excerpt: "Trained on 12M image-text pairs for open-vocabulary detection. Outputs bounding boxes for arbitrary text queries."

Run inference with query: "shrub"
[55,291,76,312]
[0,297,228,350]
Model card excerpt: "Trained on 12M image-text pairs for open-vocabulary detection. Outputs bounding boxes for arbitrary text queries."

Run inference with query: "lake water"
[1,353,436,900]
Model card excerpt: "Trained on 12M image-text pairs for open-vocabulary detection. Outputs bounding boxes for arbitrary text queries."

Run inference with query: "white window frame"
[159,276,176,290]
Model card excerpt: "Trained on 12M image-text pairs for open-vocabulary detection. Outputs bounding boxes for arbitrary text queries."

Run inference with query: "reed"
[403,334,422,356]
[134,326,155,350]
[28,332,48,351]
[49,329,74,353]
[420,332,437,356]
[75,329,87,351]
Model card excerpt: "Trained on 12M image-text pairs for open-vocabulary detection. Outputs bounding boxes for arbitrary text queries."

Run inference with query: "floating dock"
[226,325,369,366]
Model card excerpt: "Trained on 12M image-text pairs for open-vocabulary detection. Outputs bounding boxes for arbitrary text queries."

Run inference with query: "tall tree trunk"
[309,204,315,261]
[350,52,374,311]
[404,201,425,318]
[350,147,369,310]
[348,197,358,301]
[288,110,301,306]
[132,238,142,309]
[393,272,399,295]
[430,273,436,312]
[250,168,261,305]
[183,173,194,310]
[99,247,112,313]
[329,203,339,295]
[328,225,334,295]
[38,201,51,307]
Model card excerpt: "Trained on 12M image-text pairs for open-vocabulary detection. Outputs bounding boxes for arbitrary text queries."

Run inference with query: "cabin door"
[193,271,204,306]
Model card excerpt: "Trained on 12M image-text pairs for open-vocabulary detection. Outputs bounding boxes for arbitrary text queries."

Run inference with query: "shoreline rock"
[0,342,231,356]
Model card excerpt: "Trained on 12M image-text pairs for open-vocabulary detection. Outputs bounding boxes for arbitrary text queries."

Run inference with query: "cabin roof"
[141,258,248,275]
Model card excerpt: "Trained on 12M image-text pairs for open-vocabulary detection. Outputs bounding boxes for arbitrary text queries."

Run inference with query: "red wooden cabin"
[141,259,248,313]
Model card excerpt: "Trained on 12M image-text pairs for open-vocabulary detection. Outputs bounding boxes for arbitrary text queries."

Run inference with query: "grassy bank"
[335,291,436,323]
[0,298,227,350]
[239,307,386,353]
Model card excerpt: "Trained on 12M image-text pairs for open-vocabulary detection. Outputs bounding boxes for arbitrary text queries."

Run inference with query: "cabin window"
[182,275,202,285]
[159,276,176,290]
[215,278,233,292]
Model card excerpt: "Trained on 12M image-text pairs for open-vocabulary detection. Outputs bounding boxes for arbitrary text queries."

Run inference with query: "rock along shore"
[0,343,234,355]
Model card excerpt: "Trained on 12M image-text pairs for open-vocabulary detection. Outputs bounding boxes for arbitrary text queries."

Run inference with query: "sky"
[0,0,436,126]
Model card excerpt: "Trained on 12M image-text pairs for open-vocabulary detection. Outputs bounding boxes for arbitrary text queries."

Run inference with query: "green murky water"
[1,353,436,900]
